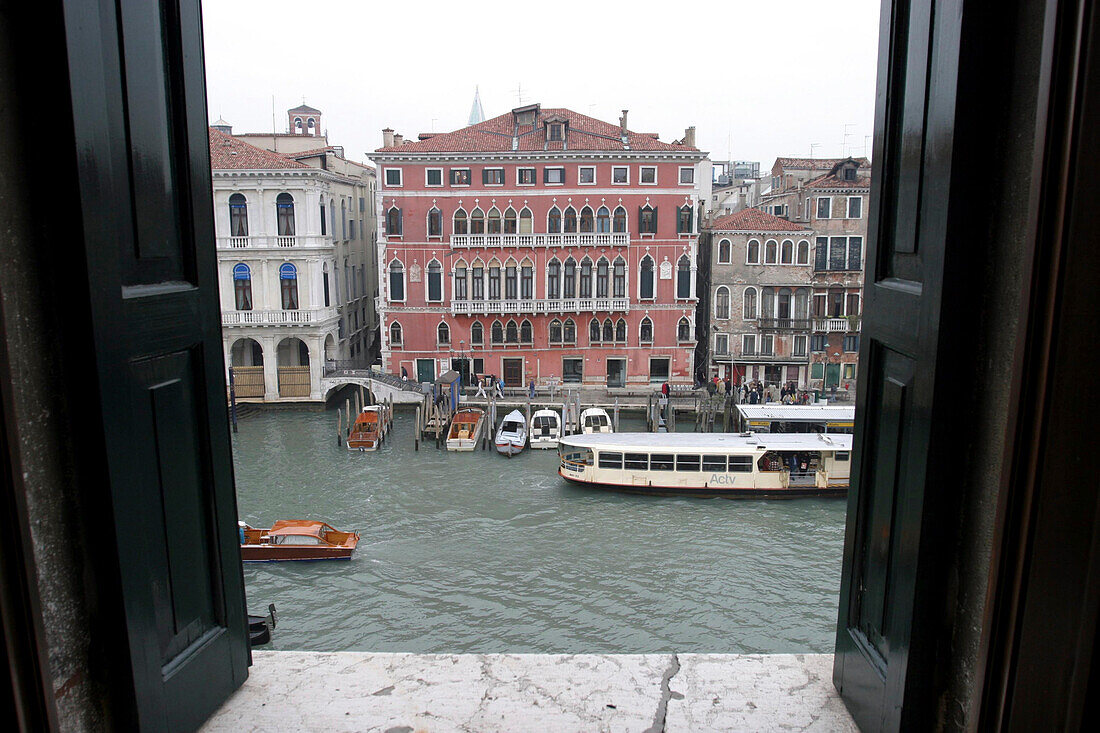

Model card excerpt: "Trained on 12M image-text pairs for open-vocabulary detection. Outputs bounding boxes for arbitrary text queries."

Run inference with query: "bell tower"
[287,103,322,136]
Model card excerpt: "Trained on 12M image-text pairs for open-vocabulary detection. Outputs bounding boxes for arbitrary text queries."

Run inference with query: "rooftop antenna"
[842,123,855,157]
[431,118,438,132]
[512,82,526,106]
[271,95,277,150]
[809,142,821,160]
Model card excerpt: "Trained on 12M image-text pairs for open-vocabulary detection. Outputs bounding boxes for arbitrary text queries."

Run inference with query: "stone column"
[262,334,279,401]
[309,334,324,401]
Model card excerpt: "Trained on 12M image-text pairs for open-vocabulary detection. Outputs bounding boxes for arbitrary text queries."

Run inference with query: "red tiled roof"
[773,156,870,170]
[709,208,811,232]
[375,107,698,154]
[287,146,337,159]
[805,173,871,190]
[208,128,309,170]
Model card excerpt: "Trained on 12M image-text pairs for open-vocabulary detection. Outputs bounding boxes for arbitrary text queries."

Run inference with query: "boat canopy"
[266,520,335,537]
[560,431,853,453]
[735,405,855,423]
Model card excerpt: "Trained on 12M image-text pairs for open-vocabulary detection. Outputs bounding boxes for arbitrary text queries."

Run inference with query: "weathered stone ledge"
[202,651,856,732]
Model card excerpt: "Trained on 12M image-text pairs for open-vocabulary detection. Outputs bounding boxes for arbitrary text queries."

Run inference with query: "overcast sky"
[202,0,880,169]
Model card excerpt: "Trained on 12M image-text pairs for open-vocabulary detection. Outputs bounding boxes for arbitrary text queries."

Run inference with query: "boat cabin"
[735,405,855,434]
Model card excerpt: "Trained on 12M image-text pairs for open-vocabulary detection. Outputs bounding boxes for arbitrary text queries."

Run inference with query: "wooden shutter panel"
[482,169,489,185]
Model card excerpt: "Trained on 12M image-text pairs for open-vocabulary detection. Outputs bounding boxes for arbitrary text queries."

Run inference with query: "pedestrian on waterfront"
[474,377,487,399]
[401,366,408,381]
[724,376,732,396]
[661,381,670,398]
[496,377,505,399]
[529,380,536,399]
[707,379,717,396]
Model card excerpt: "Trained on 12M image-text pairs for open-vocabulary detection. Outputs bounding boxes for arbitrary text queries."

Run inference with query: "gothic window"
[506,320,519,344]
[454,208,468,235]
[505,261,517,300]
[470,207,485,235]
[427,260,443,302]
[437,322,450,345]
[579,206,594,233]
[677,205,693,233]
[454,262,468,300]
[563,206,578,233]
[640,317,653,344]
[602,318,614,343]
[563,258,576,298]
[471,320,484,345]
[428,207,443,237]
[676,255,691,299]
[504,207,517,234]
[279,263,299,310]
[232,263,252,310]
[520,262,533,300]
[639,255,655,299]
[596,257,609,298]
[589,318,600,343]
[612,256,626,298]
[579,258,593,298]
[520,320,533,344]
[491,320,504,345]
[229,193,248,237]
[548,206,561,233]
[547,259,561,299]
[678,317,691,342]
[549,319,562,344]
[488,262,501,300]
[388,260,405,301]
[615,318,626,344]
[390,321,402,346]
[563,318,576,344]
[519,207,533,234]
[471,264,484,300]
[276,192,295,236]
[487,207,502,234]
[613,206,627,233]
[639,205,657,234]
[385,206,402,236]
[596,206,611,233]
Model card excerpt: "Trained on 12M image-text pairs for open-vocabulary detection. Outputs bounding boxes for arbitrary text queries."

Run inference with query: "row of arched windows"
[387,255,693,302]
[231,262,300,311]
[712,286,813,320]
[715,237,812,266]
[388,316,693,348]
[384,203,687,238]
[228,192,298,238]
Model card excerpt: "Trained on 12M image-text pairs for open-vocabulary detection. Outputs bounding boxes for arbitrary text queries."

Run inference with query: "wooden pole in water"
[336,408,343,446]
[414,406,420,451]
[525,397,531,447]
[613,397,619,432]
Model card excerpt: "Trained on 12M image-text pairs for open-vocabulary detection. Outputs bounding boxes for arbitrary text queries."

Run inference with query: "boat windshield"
[584,414,608,427]
[501,421,522,433]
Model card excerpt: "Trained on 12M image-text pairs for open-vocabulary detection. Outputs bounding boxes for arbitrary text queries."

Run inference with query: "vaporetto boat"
[557,432,853,498]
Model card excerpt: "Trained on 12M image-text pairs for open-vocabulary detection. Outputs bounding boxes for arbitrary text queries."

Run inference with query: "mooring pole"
[414,406,420,451]
[228,367,239,434]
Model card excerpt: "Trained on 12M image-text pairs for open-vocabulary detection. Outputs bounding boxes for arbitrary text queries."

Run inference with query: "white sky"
[202,0,880,169]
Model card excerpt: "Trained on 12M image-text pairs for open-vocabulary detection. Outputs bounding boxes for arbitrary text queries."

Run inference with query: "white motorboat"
[529,409,562,449]
[446,408,486,451]
[494,410,527,457]
[579,407,613,434]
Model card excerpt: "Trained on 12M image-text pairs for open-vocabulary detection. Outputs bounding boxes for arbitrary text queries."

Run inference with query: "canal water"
[232,406,847,654]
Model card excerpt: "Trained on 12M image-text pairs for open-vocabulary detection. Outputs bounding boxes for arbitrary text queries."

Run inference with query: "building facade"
[209,108,379,402]
[371,105,708,389]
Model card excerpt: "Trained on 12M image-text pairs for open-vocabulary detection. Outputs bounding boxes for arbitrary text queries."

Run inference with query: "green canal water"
[231,406,847,654]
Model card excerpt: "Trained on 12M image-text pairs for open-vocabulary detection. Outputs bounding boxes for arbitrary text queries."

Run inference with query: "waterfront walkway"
[202,651,855,732]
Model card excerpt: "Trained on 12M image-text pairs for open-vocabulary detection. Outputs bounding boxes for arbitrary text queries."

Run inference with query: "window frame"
[678,166,695,185]
[425,167,443,187]
[449,168,471,186]
[482,167,505,186]
[639,166,657,185]
[517,167,536,186]
[578,165,596,185]
[847,195,863,219]
[611,166,629,185]
[717,238,732,264]
[544,166,565,185]
[384,167,402,187]
[817,196,832,219]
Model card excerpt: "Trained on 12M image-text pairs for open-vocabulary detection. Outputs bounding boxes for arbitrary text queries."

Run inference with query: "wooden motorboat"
[529,409,562,449]
[494,409,527,457]
[239,520,360,562]
[580,407,613,434]
[347,404,391,451]
[446,407,485,451]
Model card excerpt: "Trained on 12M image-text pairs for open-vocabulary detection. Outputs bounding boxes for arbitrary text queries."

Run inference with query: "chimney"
[684,126,697,148]
[394,133,404,146]
[619,109,629,136]
[382,128,394,147]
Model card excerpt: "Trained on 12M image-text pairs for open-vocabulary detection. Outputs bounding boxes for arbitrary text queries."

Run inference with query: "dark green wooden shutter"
[61,0,249,729]
[834,0,972,728]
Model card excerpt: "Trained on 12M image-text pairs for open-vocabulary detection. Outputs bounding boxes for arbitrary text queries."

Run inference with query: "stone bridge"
[321,369,428,405]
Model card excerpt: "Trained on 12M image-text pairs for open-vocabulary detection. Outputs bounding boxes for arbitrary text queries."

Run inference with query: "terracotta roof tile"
[805,173,871,190]
[208,128,309,170]
[709,208,811,233]
[773,156,871,170]
[375,107,697,154]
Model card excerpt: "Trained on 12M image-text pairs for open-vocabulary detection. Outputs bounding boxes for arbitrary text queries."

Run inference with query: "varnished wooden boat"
[347,404,390,451]
[239,520,360,562]
[446,407,485,451]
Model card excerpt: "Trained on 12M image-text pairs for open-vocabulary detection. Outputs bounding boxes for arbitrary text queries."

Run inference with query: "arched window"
[678,317,691,342]
[470,207,485,234]
[761,287,775,318]
[389,260,405,301]
[229,193,248,237]
[563,206,577,233]
[615,318,626,343]
[677,205,693,234]
[520,320,533,344]
[676,255,691,299]
[386,206,402,236]
[519,207,533,234]
[276,193,295,236]
[778,287,792,319]
[596,206,611,233]
[454,260,468,301]
[294,117,302,133]
[563,318,576,344]
[504,258,518,300]
[505,320,519,344]
[487,207,502,234]
[797,239,810,265]
[602,319,614,343]
[520,260,533,300]
[488,260,501,300]
[322,262,330,307]
[781,239,794,264]
[341,200,347,240]
[718,239,731,264]
[279,263,299,310]
[579,206,594,233]
[307,118,315,134]
[579,257,593,298]
[639,204,657,234]
[427,207,443,237]
[547,258,561,299]
[794,288,810,319]
[437,322,450,345]
[589,318,600,343]
[503,207,517,234]
[471,259,484,301]
[715,286,731,319]
[639,255,655,299]
[613,206,627,233]
[747,239,761,264]
[764,239,778,264]
[549,319,562,344]
[389,321,403,346]
[743,287,758,319]
[612,256,626,298]
[639,317,653,344]
[548,206,561,233]
[470,320,484,346]
[595,257,609,298]
[453,208,468,235]
[491,321,504,344]
[319,199,327,236]
[563,257,576,298]
[427,260,443,302]
[232,263,252,310]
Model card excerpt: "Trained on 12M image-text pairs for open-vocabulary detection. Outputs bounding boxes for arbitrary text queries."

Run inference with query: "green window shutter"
[811,362,824,379]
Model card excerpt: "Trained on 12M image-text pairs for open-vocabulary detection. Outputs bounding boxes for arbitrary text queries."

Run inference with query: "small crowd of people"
[706,377,814,405]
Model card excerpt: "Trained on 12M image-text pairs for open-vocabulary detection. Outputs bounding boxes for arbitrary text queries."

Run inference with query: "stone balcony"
[450,232,630,249]
[451,297,630,316]
[813,318,861,333]
[221,307,338,327]
[202,651,856,732]
[217,234,333,250]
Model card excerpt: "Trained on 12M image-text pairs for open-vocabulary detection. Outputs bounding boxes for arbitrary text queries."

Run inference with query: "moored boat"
[579,407,613,434]
[239,520,360,561]
[529,409,562,449]
[494,409,527,457]
[347,404,391,451]
[446,407,486,451]
[557,432,852,498]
